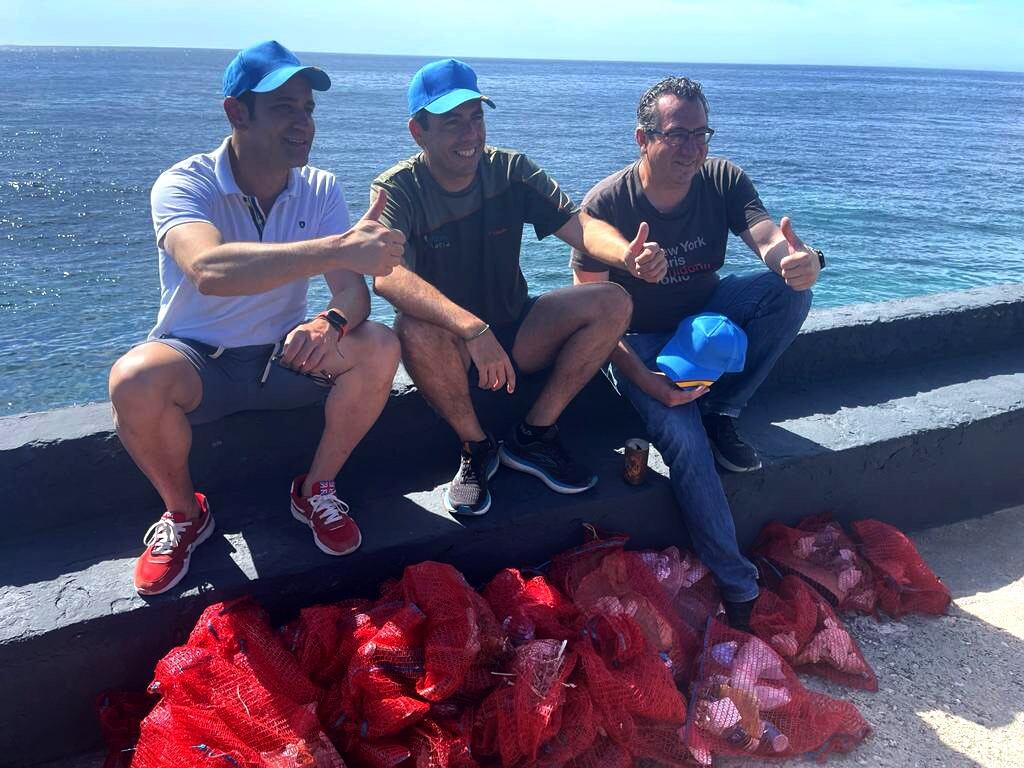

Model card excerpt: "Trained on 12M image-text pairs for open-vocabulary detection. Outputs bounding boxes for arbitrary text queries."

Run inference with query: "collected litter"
[104,517,948,767]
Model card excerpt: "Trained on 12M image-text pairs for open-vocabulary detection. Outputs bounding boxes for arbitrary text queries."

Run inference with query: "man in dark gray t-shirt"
[572,76,822,627]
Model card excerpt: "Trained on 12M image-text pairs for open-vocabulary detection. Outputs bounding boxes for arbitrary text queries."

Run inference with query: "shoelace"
[310,492,350,527]
[142,515,191,556]
[458,452,484,487]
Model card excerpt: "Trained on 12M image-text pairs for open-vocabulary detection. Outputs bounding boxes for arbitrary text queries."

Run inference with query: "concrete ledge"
[3,285,1024,765]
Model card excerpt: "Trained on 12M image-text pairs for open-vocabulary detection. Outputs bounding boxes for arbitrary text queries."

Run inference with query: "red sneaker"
[133,493,215,595]
[290,476,362,556]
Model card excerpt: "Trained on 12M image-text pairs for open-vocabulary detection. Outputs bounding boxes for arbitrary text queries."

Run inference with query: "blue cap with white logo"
[656,313,747,389]
[222,41,331,99]
[407,58,496,116]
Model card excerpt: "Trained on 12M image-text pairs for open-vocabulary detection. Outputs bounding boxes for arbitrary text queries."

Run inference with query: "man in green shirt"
[373,59,661,516]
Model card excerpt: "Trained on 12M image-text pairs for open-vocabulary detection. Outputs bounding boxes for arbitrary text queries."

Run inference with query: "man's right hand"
[623,222,668,284]
[465,327,516,393]
[645,369,708,407]
[340,189,406,277]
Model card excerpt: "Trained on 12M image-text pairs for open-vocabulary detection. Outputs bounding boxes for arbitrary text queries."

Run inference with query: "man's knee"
[353,321,401,379]
[592,282,633,329]
[109,346,198,417]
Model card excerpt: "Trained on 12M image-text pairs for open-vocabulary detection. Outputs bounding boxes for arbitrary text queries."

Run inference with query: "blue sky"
[3,0,1022,72]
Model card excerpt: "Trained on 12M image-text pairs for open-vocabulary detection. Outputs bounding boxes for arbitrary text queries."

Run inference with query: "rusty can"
[623,438,650,485]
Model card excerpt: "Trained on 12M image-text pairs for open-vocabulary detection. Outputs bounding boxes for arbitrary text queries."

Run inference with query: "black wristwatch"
[813,248,826,269]
[318,308,348,337]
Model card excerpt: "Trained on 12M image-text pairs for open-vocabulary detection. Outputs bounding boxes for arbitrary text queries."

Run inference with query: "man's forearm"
[579,215,631,270]
[760,238,789,275]
[374,266,483,338]
[327,279,371,329]
[190,235,349,296]
[610,339,658,395]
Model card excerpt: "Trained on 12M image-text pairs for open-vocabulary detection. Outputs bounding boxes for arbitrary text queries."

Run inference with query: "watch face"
[328,309,347,327]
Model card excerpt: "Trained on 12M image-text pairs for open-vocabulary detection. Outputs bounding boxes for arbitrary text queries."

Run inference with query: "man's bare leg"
[512,282,632,426]
[394,314,486,442]
[302,321,401,495]
[109,343,204,518]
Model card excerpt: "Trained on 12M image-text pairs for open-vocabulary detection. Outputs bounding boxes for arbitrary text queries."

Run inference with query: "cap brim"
[252,65,331,94]
[423,89,496,114]
[655,355,723,386]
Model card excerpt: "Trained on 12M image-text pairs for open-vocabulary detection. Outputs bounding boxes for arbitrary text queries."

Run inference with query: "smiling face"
[638,94,710,190]
[409,99,486,192]
[230,73,316,171]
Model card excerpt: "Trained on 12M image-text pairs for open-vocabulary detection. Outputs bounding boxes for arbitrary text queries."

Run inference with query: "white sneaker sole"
[291,500,361,556]
[135,508,216,596]
[498,446,597,494]
[710,443,762,473]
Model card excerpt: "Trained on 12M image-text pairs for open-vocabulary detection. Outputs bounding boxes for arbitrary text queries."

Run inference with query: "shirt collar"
[212,136,301,201]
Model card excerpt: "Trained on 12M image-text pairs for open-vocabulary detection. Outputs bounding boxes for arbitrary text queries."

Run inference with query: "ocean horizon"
[2,47,1023,415]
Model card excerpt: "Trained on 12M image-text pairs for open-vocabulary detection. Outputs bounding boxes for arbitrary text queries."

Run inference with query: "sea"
[1,47,1023,416]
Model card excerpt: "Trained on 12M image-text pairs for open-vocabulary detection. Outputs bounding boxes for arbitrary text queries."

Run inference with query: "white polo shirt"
[148,137,351,348]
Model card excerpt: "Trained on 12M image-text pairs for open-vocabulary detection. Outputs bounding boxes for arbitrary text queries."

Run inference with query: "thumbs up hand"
[777,216,820,291]
[341,189,406,277]
[623,222,668,284]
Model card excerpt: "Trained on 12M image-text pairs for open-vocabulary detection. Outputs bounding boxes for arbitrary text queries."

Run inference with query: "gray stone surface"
[3,286,1024,765]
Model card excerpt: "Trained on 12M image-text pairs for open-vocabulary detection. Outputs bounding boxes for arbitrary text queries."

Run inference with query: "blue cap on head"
[407,58,496,116]
[222,40,331,99]
[656,313,747,389]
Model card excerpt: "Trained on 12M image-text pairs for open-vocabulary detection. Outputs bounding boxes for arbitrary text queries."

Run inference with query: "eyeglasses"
[645,127,715,146]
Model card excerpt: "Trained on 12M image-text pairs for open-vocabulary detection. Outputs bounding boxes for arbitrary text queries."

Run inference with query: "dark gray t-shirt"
[571,157,770,333]
[373,147,577,326]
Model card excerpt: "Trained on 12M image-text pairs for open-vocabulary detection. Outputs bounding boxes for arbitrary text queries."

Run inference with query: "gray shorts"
[150,335,331,425]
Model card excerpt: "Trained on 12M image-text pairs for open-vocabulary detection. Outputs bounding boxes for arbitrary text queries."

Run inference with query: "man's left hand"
[777,216,820,291]
[280,317,341,374]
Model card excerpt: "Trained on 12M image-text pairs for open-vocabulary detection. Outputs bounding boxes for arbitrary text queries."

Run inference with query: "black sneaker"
[723,597,757,633]
[498,423,597,494]
[702,414,762,473]
[443,435,500,516]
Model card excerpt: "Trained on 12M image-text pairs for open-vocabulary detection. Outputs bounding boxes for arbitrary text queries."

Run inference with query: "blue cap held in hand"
[656,313,747,389]
[408,58,496,116]
[222,40,331,99]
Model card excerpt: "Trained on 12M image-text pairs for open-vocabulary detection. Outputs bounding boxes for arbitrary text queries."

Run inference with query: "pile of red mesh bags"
[850,519,952,618]
[752,515,879,614]
[750,575,878,690]
[131,598,344,768]
[687,619,871,765]
[122,521,945,767]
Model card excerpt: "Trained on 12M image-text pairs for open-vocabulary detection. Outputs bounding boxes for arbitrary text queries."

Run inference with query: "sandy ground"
[42,506,1024,768]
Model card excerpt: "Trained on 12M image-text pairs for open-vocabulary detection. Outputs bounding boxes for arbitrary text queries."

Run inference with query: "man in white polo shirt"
[108,41,406,595]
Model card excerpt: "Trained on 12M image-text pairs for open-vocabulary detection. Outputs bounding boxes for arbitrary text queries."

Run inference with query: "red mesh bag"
[280,599,370,688]
[131,599,344,767]
[482,568,581,643]
[688,618,870,761]
[546,527,629,597]
[576,612,688,749]
[571,549,698,677]
[398,562,503,702]
[473,638,577,766]
[406,716,478,768]
[532,681,600,767]
[752,516,878,614]
[97,691,155,768]
[563,736,633,768]
[851,519,951,618]
[751,575,877,691]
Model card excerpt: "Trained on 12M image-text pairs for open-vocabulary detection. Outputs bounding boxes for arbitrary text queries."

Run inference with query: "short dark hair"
[236,90,257,119]
[636,77,710,132]
[413,108,431,130]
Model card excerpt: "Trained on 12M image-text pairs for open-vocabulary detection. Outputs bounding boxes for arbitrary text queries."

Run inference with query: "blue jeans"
[608,272,812,601]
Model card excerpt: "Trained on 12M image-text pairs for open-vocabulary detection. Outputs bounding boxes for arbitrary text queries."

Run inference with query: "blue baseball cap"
[656,313,747,389]
[407,58,495,116]
[222,41,331,99]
